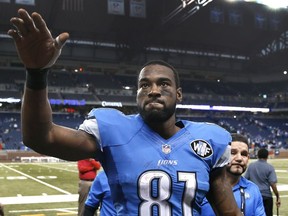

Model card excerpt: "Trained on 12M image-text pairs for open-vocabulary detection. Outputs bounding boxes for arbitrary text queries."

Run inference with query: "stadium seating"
[0,67,287,152]
[0,68,287,109]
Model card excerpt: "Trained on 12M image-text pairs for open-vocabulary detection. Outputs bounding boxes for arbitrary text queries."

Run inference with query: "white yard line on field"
[32,163,78,173]
[0,194,78,205]
[9,207,77,213]
[276,170,288,173]
[277,184,288,192]
[0,163,72,195]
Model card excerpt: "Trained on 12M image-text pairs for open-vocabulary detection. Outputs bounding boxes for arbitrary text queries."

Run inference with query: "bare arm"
[8,9,98,160]
[206,167,242,216]
[271,183,281,208]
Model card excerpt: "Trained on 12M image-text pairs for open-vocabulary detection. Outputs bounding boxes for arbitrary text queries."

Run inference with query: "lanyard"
[240,187,245,215]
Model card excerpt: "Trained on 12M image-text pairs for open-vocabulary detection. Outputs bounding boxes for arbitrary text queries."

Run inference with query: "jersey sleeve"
[213,145,231,169]
[85,108,143,148]
[200,122,232,169]
[79,118,100,141]
[184,120,232,170]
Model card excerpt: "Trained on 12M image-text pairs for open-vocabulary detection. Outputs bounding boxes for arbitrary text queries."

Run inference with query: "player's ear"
[176,87,182,103]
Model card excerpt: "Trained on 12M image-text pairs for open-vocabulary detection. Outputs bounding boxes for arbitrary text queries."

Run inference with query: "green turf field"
[255,159,288,216]
[0,162,79,216]
[0,159,287,216]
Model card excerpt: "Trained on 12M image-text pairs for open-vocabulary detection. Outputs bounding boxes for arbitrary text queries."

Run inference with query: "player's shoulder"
[88,108,124,117]
[88,108,139,122]
[184,120,227,130]
[182,120,231,140]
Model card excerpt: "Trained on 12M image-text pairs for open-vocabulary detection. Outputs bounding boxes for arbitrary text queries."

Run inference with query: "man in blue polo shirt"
[201,133,265,216]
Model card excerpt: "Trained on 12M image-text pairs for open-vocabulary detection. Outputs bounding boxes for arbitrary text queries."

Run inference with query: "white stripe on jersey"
[213,145,231,168]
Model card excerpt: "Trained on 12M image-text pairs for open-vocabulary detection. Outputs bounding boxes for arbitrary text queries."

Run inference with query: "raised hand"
[7,8,69,69]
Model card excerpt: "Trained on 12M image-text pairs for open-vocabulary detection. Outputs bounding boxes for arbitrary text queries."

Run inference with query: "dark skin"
[8,8,242,215]
[137,64,183,138]
[207,167,242,216]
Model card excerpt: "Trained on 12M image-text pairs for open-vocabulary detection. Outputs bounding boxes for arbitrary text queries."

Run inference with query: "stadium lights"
[176,104,270,113]
[123,86,133,90]
[177,104,211,110]
[0,98,21,103]
[212,105,270,113]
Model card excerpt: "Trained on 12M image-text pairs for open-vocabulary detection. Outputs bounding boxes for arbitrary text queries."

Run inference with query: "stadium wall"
[0,149,288,162]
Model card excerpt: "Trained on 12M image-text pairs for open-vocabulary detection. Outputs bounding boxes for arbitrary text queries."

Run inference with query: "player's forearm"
[21,86,53,151]
[208,168,242,216]
[208,184,242,215]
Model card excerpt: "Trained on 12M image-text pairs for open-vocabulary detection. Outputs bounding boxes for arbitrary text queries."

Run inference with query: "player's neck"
[147,116,180,139]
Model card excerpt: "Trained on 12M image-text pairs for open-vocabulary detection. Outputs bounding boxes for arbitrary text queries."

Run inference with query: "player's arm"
[206,143,242,215]
[22,88,98,160]
[206,166,242,216]
[8,9,99,160]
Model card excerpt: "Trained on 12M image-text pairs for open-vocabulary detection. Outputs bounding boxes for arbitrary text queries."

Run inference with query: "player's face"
[227,141,249,176]
[136,64,182,123]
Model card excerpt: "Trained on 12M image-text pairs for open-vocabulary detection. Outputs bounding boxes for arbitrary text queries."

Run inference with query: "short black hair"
[257,148,269,159]
[231,133,249,148]
[139,60,180,88]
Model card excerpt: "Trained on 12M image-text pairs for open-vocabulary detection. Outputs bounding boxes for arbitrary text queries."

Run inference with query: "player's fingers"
[9,17,28,37]
[32,11,51,35]
[7,29,22,42]
[17,8,37,33]
[55,32,69,49]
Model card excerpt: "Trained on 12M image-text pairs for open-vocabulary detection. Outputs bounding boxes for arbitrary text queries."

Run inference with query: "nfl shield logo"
[162,144,171,154]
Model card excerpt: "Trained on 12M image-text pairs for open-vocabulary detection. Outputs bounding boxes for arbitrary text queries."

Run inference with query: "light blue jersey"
[85,171,116,216]
[201,176,265,216]
[80,108,231,216]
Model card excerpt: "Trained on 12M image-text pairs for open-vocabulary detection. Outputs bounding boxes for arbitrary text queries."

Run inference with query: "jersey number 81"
[138,170,196,216]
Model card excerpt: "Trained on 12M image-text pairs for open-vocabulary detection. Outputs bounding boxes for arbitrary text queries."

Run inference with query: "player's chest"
[105,132,212,175]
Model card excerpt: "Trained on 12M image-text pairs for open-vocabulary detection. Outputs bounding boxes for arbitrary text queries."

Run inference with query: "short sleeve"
[213,145,231,169]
